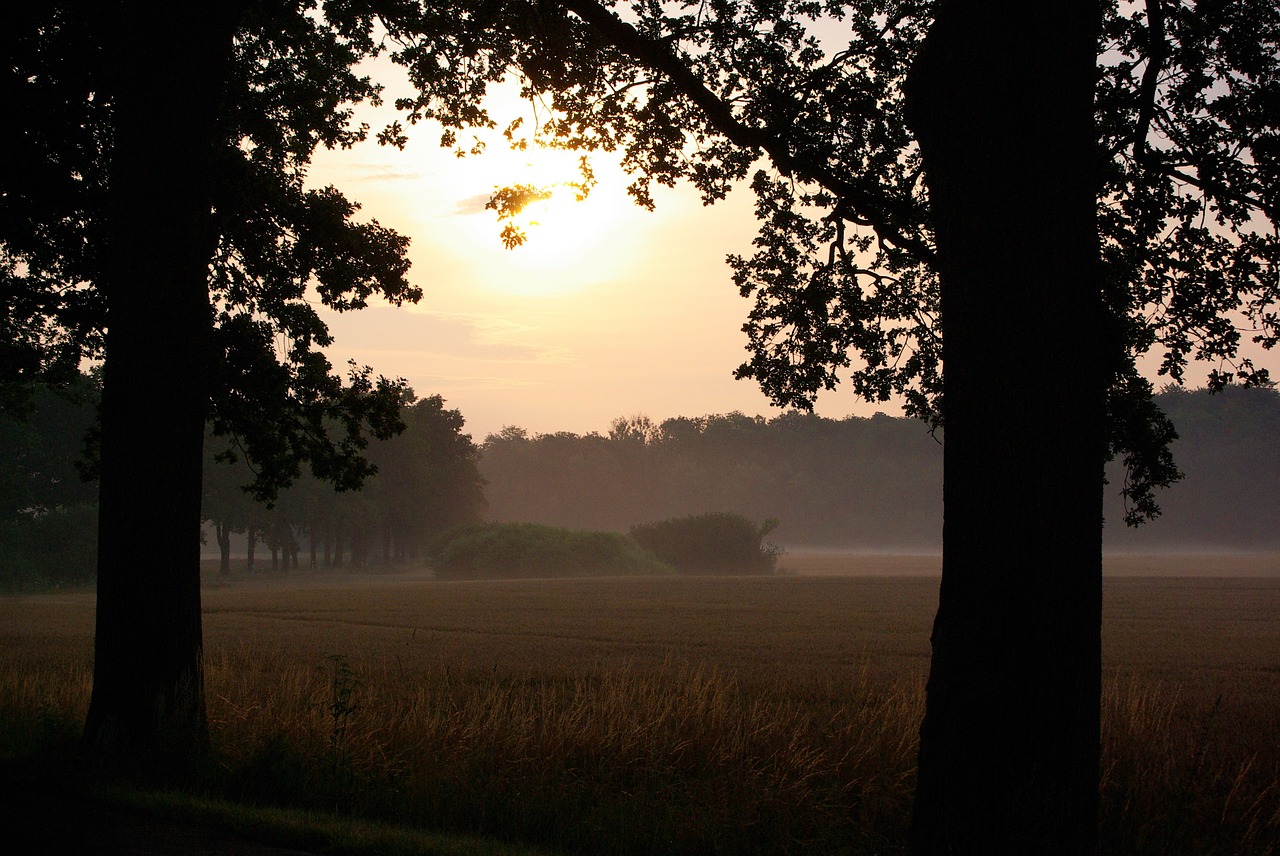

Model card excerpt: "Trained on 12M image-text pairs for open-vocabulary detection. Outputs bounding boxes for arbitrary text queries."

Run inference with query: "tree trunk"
[246,526,257,575]
[904,3,1107,853]
[216,522,232,578]
[82,2,245,765]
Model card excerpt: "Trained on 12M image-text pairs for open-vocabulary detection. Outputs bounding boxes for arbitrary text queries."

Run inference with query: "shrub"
[431,523,673,580]
[629,513,781,576]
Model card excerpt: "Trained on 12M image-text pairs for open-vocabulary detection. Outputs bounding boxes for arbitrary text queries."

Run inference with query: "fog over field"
[776,551,1280,578]
[475,387,1279,555]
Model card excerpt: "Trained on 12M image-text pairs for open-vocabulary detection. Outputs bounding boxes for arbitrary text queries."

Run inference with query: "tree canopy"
[2,1,417,493]
[480,388,1279,550]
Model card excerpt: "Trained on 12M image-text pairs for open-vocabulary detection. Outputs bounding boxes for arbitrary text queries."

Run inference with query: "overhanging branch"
[554,0,935,263]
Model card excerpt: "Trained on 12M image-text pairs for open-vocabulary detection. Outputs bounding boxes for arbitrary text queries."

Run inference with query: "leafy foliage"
[0,374,98,517]
[203,391,487,571]
[0,504,97,591]
[431,522,673,580]
[1,1,419,498]
[0,374,99,590]
[630,512,781,576]
[481,392,1279,550]
[482,410,943,546]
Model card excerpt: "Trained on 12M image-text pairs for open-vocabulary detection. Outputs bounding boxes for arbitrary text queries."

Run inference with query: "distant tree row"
[1108,386,1280,549]
[3,383,1274,590]
[479,387,1280,551]
[0,375,99,589]
[202,394,486,574]
[481,411,944,549]
[429,512,780,580]
[0,380,486,588]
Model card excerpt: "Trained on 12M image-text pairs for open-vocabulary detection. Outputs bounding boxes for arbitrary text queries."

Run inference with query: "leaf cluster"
[630,511,780,575]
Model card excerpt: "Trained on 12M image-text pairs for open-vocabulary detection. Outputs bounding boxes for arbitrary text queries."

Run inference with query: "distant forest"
[2,383,1276,588]
[479,387,1280,551]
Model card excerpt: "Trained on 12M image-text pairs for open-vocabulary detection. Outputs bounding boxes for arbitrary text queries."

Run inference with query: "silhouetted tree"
[364,395,487,563]
[386,1,1277,849]
[0,373,99,520]
[4,3,417,761]
[202,436,253,579]
[1105,387,1280,548]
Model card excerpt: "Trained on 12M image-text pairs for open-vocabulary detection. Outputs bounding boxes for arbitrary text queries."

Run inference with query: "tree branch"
[1131,0,1167,167]
[554,0,935,263]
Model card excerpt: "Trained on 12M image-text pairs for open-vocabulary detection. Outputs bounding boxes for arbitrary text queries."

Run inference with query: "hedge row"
[431,523,673,580]
[430,513,781,581]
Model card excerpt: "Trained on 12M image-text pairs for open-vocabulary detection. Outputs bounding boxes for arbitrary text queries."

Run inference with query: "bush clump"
[629,513,781,576]
[431,523,674,580]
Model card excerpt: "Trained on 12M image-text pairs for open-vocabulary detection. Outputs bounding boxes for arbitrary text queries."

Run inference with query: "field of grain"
[1,555,1277,854]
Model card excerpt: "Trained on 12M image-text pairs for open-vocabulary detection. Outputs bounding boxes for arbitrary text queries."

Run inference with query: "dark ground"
[1,774,317,856]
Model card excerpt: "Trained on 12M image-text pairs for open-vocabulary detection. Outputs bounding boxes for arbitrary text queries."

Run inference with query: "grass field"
[1,553,1277,854]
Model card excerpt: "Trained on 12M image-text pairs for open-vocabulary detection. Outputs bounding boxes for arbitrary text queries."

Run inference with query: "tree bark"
[216,522,232,578]
[82,2,245,765]
[904,3,1106,853]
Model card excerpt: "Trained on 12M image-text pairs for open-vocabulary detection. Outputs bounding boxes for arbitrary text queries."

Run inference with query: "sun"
[499,185,616,264]
[438,144,644,296]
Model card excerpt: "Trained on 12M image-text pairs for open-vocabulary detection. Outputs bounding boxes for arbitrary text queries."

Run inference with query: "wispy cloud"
[323,305,575,369]
[316,163,425,184]
[452,193,493,216]
[406,373,550,392]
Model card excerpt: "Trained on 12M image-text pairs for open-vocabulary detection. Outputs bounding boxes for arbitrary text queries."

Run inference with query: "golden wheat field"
[1,552,1278,854]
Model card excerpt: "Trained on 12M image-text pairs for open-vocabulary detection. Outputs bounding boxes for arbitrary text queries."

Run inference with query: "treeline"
[480,411,943,548]
[480,387,1280,551]
[0,376,100,589]
[202,394,486,575]
[3,382,1276,590]
[1104,386,1280,549]
[0,377,486,588]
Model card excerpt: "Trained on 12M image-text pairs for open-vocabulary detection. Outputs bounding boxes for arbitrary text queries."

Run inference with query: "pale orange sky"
[307,71,886,441]
[308,64,1276,443]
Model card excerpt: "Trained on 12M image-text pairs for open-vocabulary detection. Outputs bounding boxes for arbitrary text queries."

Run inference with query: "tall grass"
[1101,676,1280,855]
[202,646,921,854]
[3,573,1276,853]
[2,650,1276,854]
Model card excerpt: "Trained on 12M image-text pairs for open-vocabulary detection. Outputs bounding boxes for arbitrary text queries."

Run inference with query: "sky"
[306,70,882,442]
[306,63,1277,444]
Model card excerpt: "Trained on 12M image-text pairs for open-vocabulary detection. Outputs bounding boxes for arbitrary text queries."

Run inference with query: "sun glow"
[391,132,647,297]
[463,155,640,295]
[498,186,619,259]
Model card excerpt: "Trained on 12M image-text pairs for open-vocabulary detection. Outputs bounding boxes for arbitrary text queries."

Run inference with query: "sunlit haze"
[308,63,1275,443]
[307,65,883,441]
